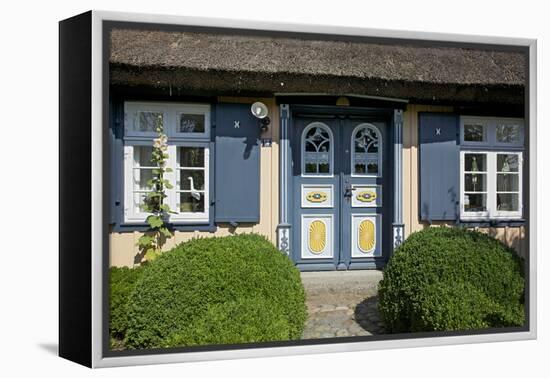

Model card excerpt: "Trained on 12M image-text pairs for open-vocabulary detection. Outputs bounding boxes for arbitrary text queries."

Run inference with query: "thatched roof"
[109,28,527,104]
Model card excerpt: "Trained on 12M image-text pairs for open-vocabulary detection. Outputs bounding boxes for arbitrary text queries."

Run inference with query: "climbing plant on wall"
[136,117,175,262]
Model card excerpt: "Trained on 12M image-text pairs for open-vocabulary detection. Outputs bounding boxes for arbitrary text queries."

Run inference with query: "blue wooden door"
[292,116,389,270]
[340,118,389,269]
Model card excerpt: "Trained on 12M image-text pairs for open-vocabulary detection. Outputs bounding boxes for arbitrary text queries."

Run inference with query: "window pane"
[464,124,485,142]
[180,170,205,190]
[318,163,329,173]
[305,163,317,173]
[497,173,519,192]
[496,124,521,143]
[179,114,205,133]
[497,193,519,212]
[136,112,163,132]
[303,125,331,175]
[464,193,487,212]
[497,154,519,172]
[179,147,204,167]
[464,153,486,172]
[134,169,154,191]
[133,192,154,212]
[464,173,487,192]
[135,146,153,167]
[367,162,379,174]
[179,192,205,213]
[354,163,366,174]
[355,127,379,153]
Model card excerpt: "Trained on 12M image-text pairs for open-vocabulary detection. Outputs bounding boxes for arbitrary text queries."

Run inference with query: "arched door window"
[351,124,382,177]
[302,122,333,176]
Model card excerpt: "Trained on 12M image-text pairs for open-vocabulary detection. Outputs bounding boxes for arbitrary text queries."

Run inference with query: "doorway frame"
[276,103,406,271]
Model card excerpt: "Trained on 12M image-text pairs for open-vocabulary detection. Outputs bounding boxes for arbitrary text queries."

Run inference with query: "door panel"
[292,115,390,270]
[292,117,340,269]
[340,119,389,269]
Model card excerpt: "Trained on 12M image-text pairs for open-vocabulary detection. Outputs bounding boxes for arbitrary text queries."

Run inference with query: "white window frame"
[123,102,211,224]
[124,102,211,139]
[461,116,524,147]
[350,123,383,178]
[460,150,523,221]
[301,122,334,178]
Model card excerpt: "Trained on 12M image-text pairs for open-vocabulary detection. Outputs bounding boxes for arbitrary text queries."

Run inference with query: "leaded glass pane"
[179,113,205,133]
[136,112,163,132]
[496,124,521,143]
[353,126,380,175]
[303,125,332,175]
[464,124,485,142]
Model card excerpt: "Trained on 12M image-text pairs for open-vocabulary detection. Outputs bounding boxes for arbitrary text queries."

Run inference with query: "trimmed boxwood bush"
[378,227,525,333]
[124,234,307,349]
[109,266,144,339]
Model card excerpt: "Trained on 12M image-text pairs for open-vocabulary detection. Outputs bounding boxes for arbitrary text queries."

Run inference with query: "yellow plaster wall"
[109,97,280,267]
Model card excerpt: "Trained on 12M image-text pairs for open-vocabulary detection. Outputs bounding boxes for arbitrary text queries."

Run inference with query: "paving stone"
[300,271,385,340]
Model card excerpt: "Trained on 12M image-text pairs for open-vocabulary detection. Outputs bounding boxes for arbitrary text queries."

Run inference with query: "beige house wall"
[110,99,527,267]
[402,104,527,258]
[110,96,280,267]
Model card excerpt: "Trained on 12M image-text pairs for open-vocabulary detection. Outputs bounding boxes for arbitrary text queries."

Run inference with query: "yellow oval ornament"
[356,190,377,203]
[306,191,328,203]
[358,219,376,252]
[308,220,326,253]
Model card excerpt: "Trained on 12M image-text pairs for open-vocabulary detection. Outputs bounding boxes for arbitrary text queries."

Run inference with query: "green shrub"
[124,234,307,349]
[378,227,525,333]
[109,266,144,339]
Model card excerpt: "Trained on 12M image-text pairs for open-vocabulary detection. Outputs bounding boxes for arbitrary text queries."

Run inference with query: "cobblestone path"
[301,270,385,339]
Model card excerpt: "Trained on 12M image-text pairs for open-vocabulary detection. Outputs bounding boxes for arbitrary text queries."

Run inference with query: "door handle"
[343,185,356,198]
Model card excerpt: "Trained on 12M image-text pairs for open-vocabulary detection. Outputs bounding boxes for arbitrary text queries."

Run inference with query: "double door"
[292,115,390,270]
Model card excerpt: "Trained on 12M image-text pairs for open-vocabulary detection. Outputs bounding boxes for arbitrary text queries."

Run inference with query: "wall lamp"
[251,102,270,132]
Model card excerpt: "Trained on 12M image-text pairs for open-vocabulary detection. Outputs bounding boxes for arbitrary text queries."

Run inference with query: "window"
[351,123,382,177]
[302,122,333,176]
[123,102,211,224]
[460,151,522,220]
[459,116,524,221]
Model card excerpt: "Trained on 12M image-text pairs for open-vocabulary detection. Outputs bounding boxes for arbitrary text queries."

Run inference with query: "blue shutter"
[109,99,124,225]
[214,103,261,223]
[419,113,459,221]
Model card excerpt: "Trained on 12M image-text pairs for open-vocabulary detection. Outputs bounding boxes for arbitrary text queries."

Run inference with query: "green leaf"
[144,249,159,262]
[146,215,164,229]
[164,182,174,190]
[137,235,154,247]
[159,227,172,238]
[165,168,173,173]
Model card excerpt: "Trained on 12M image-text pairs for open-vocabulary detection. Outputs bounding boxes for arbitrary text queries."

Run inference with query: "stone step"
[300,270,383,296]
